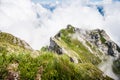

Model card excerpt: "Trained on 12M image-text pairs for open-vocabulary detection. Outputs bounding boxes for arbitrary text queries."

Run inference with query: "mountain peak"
[48,25,120,79]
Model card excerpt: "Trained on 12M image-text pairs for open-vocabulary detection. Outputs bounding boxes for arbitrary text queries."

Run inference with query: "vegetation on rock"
[0,26,116,80]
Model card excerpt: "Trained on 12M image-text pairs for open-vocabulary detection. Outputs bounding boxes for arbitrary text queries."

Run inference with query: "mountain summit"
[0,25,120,80]
[48,25,120,80]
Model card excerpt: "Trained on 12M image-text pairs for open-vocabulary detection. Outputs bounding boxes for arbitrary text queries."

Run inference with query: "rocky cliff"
[48,25,120,80]
[0,25,120,80]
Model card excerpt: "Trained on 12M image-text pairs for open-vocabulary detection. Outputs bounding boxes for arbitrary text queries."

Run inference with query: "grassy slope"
[0,31,113,80]
[0,50,112,80]
[59,26,101,65]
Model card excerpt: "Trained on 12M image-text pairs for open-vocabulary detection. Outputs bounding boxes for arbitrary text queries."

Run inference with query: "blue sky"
[90,0,103,2]
[31,0,119,16]
[32,0,120,3]
[32,0,62,3]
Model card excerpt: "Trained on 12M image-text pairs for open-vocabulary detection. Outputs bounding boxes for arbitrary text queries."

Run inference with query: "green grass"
[0,29,113,80]
[116,45,120,53]
[112,59,120,75]
[99,31,106,44]
[59,28,101,65]
[86,41,103,56]
[0,32,31,50]
[60,26,75,44]
[0,51,112,80]
[67,39,101,65]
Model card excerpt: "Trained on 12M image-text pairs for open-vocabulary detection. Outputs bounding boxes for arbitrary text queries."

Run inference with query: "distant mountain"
[0,25,120,80]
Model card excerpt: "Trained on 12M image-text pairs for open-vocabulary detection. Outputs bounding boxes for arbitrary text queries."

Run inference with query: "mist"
[0,0,120,50]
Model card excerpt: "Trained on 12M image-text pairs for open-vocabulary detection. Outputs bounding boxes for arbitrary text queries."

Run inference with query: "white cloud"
[102,2,120,45]
[0,0,39,47]
[0,0,120,50]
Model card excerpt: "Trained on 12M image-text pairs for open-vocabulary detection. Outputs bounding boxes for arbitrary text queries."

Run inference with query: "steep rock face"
[89,29,119,57]
[48,38,63,54]
[74,28,120,58]
[48,25,120,80]
[0,25,119,80]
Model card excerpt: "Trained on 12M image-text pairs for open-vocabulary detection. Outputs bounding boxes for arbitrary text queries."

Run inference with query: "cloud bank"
[0,0,120,50]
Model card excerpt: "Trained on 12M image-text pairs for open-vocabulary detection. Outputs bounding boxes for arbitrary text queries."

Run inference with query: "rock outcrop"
[48,25,120,80]
[6,62,20,80]
[48,38,63,54]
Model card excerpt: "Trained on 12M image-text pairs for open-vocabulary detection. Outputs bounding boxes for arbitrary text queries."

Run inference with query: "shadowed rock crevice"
[106,41,115,56]
[48,38,63,54]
